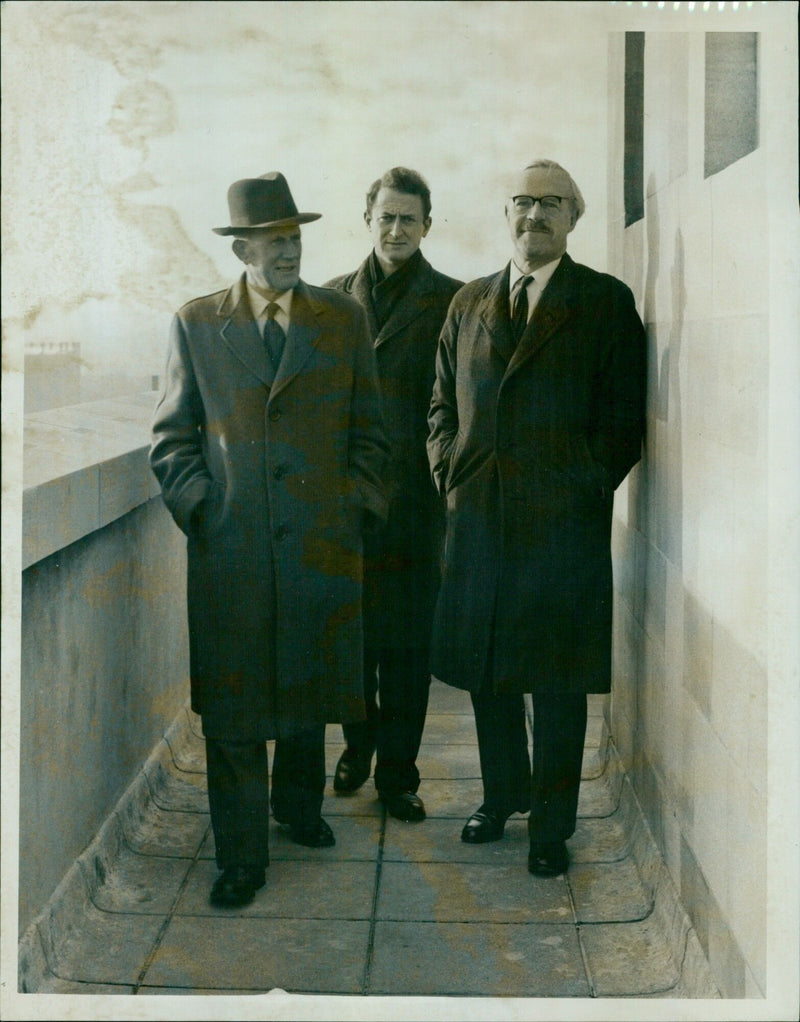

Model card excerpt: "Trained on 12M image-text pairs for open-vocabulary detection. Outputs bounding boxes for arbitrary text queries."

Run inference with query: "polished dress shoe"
[333,748,372,793]
[209,865,265,908]
[288,816,336,848]
[461,803,528,844]
[381,790,426,822]
[528,841,569,877]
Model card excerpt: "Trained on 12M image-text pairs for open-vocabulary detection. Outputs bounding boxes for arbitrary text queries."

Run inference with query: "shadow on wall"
[625,175,687,835]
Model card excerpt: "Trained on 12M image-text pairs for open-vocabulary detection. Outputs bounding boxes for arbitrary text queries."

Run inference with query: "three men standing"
[150,172,388,906]
[326,168,462,821]
[427,160,647,876]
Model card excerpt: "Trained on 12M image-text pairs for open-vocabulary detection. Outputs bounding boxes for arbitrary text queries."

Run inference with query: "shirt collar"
[246,281,294,320]
[509,255,562,295]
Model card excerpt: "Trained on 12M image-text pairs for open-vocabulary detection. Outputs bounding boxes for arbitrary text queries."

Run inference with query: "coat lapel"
[478,266,516,364]
[509,255,575,373]
[217,276,274,387]
[373,255,434,348]
[270,280,322,399]
[349,260,380,340]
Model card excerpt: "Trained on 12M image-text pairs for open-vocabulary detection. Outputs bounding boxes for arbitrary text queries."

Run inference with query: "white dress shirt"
[246,282,293,337]
[509,256,562,324]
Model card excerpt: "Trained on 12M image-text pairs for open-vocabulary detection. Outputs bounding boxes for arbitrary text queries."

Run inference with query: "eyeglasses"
[511,195,565,214]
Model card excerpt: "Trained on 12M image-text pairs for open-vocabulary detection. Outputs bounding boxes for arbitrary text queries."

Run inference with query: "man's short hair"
[524,159,586,221]
[366,167,432,220]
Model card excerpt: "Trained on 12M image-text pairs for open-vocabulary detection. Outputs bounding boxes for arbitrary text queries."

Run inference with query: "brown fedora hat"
[212,171,321,235]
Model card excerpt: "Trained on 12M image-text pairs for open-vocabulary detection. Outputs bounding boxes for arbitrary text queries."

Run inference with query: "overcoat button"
[274,524,289,539]
[269,408,282,421]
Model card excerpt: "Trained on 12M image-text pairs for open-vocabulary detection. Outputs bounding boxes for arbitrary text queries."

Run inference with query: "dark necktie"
[511,275,532,343]
[264,302,286,368]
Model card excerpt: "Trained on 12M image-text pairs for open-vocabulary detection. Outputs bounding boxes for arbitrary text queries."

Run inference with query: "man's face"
[505,167,577,270]
[238,225,302,293]
[366,187,431,271]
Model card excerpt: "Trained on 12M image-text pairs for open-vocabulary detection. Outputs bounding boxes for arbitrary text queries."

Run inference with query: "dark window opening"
[704,32,759,178]
[624,31,645,227]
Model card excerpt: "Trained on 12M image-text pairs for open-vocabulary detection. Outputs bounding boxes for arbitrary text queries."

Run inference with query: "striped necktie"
[264,302,286,367]
[511,275,532,343]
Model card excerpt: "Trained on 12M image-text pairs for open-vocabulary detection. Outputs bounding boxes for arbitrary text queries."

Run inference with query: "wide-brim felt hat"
[213,171,322,234]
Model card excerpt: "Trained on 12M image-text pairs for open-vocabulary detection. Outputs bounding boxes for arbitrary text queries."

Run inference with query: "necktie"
[264,302,286,367]
[511,275,532,343]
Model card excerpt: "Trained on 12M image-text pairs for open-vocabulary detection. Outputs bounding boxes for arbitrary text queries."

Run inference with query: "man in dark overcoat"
[150,172,388,907]
[324,167,462,821]
[427,159,646,876]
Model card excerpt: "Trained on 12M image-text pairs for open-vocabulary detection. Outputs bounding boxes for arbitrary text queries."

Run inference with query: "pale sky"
[3,0,614,382]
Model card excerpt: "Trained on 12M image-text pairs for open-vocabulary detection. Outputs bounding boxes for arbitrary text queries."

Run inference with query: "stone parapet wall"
[19,394,190,935]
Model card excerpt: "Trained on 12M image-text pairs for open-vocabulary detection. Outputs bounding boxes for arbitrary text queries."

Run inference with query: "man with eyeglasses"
[325,167,462,822]
[427,159,646,876]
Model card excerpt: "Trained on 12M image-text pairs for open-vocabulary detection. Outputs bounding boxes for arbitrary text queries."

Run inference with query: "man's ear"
[363,211,371,230]
[232,238,249,264]
[421,217,432,238]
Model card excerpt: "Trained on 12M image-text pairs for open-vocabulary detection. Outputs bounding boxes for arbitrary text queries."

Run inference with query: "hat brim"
[212,212,322,235]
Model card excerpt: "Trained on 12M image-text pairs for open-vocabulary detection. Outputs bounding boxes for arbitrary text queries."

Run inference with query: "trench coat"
[325,254,462,650]
[150,276,389,740]
[427,254,647,696]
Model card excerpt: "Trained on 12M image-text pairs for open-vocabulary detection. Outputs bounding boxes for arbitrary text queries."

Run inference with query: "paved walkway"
[24,681,718,1002]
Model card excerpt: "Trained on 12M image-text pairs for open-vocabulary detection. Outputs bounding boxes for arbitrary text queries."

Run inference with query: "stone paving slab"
[17,683,719,1001]
[142,916,371,993]
[409,777,490,818]
[580,917,685,995]
[569,813,630,862]
[88,849,192,915]
[368,921,591,997]
[120,799,210,858]
[376,861,573,924]
[568,858,652,922]
[41,896,163,986]
[418,713,479,744]
[200,814,382,862]
[176,859,377,920]
[383,816,531,864]
[144,758,208,813]
[427,679,475,712]
[319,789,384,817]
[576,770,622,818]
[415,742,483,779]
[165,719,206,774]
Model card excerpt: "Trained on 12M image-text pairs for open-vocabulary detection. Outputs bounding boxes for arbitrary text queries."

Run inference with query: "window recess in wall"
[624,31,645,227]
[704,32,759,178]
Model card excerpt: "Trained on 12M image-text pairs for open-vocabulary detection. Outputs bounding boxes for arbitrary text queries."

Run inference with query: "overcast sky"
[2,1,778,385]
[3,0,618,381]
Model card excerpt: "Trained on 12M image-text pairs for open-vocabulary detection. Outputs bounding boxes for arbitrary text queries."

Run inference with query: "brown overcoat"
[150,276,389,740]
[427,254,647,695]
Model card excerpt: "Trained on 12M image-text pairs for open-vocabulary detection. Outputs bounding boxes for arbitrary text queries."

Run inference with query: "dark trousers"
[206,725,326,870]
[342,645,431,795]
[470,685,588,845]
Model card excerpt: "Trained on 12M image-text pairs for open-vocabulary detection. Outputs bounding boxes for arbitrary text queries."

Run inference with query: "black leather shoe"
[460,803,528,844]
[528,841,569,877]
[461,805,508,843]
[289,816,336,848]
[381,790,426,822]
[209,865,265,908]
[333,749,373,793]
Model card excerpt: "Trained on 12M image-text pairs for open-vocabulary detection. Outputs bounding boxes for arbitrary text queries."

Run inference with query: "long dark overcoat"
[150,276,389,740]
[427,254,646,695]
[325,254,462,650]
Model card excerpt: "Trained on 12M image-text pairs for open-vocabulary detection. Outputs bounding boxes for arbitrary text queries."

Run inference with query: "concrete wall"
[607,27,798,998]
[19,395,190,935]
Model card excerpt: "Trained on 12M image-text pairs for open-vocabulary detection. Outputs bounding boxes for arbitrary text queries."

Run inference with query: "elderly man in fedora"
[151,172,389,907]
